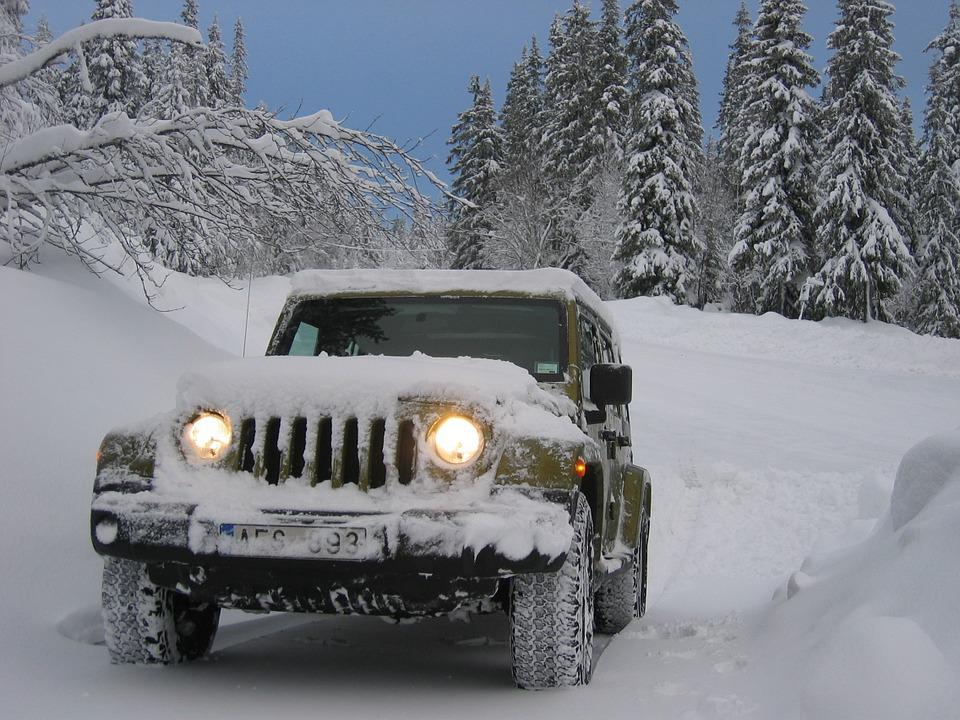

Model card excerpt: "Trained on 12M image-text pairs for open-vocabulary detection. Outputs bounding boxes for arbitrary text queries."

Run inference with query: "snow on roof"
[289,268,614,327]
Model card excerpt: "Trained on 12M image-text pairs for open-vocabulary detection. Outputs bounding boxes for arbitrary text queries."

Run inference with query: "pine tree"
[695,139,735,308]
[141,38,167,111]
[62,0,147,127]
[24,13,62,126]
[802,0,914,323]
[914,2,960,338]
[614,0,704,302]
[728,0,820,318]
[588,0,629,168]
[487,38,556,274]
[446,76,504,269]
[501,37,544,169]
[540,4,599,208]
[143,39,190,118]
[178,0,206,107]
[896,97,920,254]
[230,17,248,106]
[717,2,753,187]
[204,15,230,108]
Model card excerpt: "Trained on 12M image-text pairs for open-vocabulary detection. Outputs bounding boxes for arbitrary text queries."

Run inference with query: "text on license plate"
[219,524,367,559]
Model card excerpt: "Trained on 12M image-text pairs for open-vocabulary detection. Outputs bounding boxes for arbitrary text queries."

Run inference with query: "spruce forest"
[2,0,959,339]
[449,0,960,338]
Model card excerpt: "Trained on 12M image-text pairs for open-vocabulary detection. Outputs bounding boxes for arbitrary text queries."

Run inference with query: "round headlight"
[429,415,484,465]
[183,411,232,461]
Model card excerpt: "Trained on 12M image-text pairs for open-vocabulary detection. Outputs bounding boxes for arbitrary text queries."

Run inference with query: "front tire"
[102,557,220,664]
[510,493,594,689]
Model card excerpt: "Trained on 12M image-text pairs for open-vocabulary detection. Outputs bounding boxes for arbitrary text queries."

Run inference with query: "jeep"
[91,268,652,689]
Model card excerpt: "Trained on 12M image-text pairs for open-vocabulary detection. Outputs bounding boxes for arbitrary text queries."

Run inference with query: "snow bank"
[610,295,960,377]
[0,264,225,688]
[889,430,960,529]
[758,429,960,719]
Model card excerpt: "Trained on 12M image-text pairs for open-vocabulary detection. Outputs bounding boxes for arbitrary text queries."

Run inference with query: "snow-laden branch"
[1,104,445,284]
[0,19,202,89]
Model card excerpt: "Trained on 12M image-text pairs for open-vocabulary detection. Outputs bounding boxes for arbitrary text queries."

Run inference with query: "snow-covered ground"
[1,252,959,718]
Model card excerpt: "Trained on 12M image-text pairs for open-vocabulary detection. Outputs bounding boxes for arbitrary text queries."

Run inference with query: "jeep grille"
[233,416,417,488]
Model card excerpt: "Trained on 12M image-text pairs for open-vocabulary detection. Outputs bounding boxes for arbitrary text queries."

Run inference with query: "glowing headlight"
[183,411,232,461]
[429,415,484,465]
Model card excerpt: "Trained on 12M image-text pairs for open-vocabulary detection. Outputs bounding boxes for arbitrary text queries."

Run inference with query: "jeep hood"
[176,354,581,442]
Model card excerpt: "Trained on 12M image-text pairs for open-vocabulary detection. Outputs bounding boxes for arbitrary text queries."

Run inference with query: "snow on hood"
[176,353,580,439]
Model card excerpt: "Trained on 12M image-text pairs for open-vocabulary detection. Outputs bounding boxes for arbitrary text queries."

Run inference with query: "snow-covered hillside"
[1,256,959,719]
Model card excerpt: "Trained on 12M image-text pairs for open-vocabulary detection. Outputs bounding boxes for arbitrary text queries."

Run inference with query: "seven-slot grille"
[233,416,417,488]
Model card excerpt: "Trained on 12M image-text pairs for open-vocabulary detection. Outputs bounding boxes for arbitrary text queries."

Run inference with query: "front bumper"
[91,487,577,581]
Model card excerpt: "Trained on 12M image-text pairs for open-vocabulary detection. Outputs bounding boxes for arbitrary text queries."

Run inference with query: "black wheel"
[101,557,220,664]
[510,493,594,689]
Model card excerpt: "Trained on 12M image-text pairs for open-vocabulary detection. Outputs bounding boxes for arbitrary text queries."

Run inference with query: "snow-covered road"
[2,259,958,718]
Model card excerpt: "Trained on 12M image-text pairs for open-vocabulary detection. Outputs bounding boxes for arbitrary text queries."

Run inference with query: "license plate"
[219,524,367,559]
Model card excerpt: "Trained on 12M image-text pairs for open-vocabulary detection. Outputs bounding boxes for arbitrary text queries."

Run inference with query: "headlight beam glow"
[430,415,484,465]
[183,411,232,461]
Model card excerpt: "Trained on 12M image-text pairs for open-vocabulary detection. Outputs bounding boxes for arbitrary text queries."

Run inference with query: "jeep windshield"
[274,296,567,381]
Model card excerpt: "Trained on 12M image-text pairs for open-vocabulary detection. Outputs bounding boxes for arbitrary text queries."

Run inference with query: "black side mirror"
[589,364,633,406]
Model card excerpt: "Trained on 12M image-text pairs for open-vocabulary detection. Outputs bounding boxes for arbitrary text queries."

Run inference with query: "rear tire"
[594,550,638,634]
[102,557,220,664]
[594,506,650,632]
[510,493,594,689]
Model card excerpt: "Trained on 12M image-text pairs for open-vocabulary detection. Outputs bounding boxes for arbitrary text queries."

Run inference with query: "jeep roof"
[287,267,615,328]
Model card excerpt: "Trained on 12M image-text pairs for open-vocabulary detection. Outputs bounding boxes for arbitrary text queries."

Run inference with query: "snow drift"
[761,429,960,720]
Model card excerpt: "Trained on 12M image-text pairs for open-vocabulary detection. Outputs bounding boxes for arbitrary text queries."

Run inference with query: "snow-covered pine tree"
[501,37,543,170]
[204,15,230,108]
[896,97,920,254]
[446,76,504,269]
[802,0,914,323]
[143,42,188,118]
[728,0,819,318]
[21,12,61,127]
[913,2,960,338]
[541,3,611,279]
[178,0,206,107]
[614,0,704,302]
[61,0,148,128]
[486,37,555,272]
[141,38,167,109]
[588,0,628,169]
[540,4,599,208]
[694,139,734,308]
[230,17,247,106]
[717,1,753,189]
[914,134,960,338]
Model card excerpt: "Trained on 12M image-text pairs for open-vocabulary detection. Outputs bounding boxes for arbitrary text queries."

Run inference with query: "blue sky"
[28,1,953,188]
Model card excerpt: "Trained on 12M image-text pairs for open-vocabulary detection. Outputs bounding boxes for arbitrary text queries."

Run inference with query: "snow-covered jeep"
[90,268,652,689]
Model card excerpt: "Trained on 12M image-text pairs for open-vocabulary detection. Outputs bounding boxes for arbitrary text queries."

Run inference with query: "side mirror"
[589,364,632,406]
